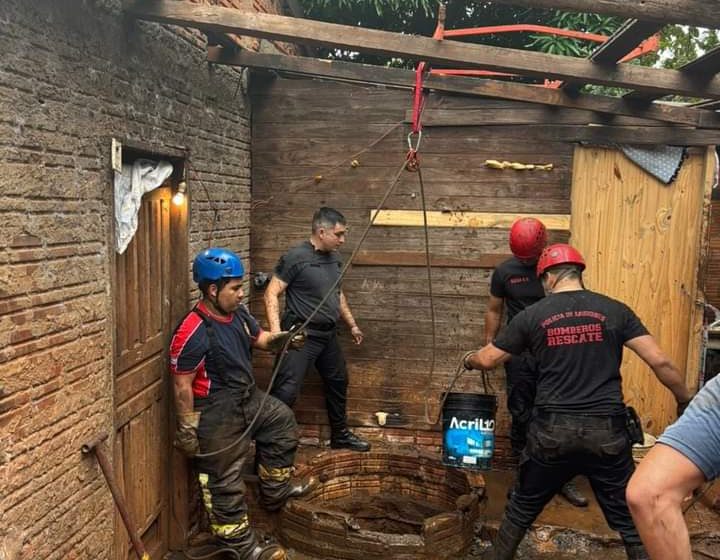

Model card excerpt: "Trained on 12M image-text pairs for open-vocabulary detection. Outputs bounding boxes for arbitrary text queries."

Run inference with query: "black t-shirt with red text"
[490,257,545,323]
[493,290,649,414]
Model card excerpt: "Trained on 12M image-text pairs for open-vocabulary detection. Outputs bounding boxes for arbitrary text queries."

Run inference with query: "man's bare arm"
[264,275,288,333]
[465,343,512,370]
[625,335,692,404]
[484,295,504,345]
[173,373,196,414]
[340,291,363,344]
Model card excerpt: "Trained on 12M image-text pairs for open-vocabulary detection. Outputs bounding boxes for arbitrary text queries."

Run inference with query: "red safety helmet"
[536,243,586,277]
[509,218,547,261]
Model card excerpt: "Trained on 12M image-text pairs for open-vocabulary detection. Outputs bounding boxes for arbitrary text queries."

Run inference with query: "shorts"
[658,374,720,480]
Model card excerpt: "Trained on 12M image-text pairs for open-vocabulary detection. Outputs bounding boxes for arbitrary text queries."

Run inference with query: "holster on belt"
[281,310,298,331]
[624,406,644,445]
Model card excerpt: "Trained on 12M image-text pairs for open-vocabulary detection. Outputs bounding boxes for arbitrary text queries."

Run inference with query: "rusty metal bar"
[81,433,150,560]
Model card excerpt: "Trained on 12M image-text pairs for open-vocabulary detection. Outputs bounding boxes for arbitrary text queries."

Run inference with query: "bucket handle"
[479,368,493,395]
[430,357,495,425]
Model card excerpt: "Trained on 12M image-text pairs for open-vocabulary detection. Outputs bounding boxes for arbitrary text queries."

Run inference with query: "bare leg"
[626,443,705,560]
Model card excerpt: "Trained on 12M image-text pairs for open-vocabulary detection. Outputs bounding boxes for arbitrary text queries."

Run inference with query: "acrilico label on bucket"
[442,392,497,471]
[442,415,496,470]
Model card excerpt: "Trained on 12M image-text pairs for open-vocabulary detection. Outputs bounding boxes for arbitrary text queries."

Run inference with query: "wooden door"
[571,146,714,433]
[113,186,173,560]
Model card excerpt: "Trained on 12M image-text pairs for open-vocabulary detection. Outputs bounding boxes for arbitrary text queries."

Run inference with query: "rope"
[194,153,412,459]
[417,164,439,425]
[250,120,404,209]
[411,63,427,135]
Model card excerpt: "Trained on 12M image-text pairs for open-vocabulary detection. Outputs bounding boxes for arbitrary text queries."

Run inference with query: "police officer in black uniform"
[486,218,587,507]
[465,243,691,560]
[264,207,370,452]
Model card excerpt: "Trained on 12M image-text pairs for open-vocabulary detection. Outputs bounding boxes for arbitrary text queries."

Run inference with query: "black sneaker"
[330,430,371,452]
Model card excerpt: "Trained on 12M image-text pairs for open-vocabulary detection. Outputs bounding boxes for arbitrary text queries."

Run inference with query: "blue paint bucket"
[442,392,498,470]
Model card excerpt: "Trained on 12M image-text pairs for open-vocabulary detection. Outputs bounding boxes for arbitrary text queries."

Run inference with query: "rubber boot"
[220,529,288,560]
[559,479,589,507]
[486,518,526,560]
[624,543,650,560]
[258,464,319,511]
[285,474,319,499]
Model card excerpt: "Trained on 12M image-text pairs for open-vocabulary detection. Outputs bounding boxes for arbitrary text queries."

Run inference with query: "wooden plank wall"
[249,77,572,468]
[706,194,720,311]
[570,146,714,433]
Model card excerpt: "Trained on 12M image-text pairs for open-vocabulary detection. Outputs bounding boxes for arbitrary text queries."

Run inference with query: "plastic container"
[442,392,498,471]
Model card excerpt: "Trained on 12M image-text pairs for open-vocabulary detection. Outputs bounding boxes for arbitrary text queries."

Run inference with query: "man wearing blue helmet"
[169,248,315,560]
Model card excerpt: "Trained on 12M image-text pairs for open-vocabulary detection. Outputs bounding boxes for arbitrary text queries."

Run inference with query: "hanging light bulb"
[172,181,187,206]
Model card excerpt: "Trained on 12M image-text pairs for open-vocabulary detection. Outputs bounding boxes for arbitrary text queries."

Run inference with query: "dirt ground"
[169,468,720,560]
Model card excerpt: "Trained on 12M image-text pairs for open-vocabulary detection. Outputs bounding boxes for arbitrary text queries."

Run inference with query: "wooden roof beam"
[626,45,720,102]
[208,47,720,129]
[561,19,664,92]
[127,1,720,100]
[470,1,718,29]
[692,99,720,110]
[586,20,664,65]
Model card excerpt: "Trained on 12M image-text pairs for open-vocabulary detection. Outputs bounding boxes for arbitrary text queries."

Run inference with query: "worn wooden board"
[214,48,718,127]
[351,250,509,268]
[370,210,571,230]
[128,1,720,98]
[249,78,565,465]
[570,146,712,433]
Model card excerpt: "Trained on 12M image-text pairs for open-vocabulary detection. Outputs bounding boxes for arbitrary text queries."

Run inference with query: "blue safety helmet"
[192,248,245,284]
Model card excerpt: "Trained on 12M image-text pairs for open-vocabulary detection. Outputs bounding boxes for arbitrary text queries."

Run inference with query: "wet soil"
[325,494,446,534]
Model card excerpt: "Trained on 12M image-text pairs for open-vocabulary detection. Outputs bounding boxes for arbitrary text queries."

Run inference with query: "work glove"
[267,329,307,353]
[676,398,692,417]
[174,411,201,457]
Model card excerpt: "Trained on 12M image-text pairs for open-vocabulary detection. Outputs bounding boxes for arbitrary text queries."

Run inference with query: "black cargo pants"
[504,353,538,455]
[505,411,642,546]
[270,328,348,434]
[194,387,298,539]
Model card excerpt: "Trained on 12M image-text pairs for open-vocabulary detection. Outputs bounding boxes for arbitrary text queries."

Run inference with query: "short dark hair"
[541,264,583,280]
[198,277,233,297]
[312,207,346,233]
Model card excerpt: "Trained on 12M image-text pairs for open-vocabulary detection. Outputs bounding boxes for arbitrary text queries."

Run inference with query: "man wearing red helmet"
[467,243,691,560]
[486,218,587,507]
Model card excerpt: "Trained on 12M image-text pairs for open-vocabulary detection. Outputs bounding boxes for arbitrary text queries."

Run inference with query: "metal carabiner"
[407,130,422,153]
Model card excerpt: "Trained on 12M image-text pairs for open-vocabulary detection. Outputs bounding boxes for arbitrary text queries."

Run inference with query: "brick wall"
[0,1,283,558]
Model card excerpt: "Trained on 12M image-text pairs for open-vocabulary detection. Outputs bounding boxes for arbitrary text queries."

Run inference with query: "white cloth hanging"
[114,159,173,254]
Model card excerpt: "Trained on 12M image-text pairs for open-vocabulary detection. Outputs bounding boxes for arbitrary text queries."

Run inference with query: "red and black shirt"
[493,290,649,414]
[169,301,262,398]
